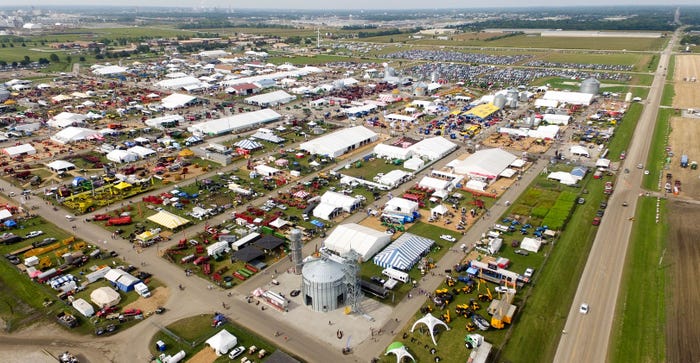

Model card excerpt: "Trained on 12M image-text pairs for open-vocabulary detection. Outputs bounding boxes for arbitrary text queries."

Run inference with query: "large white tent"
[90,286,121,308]
[374,143,413,160]
[447,148,518,181]
[156,76,206,90]
[245,90,296,107]
[48,112,88,128]
[107,149,139,163]
[46,160,76,172]
[161,93,197,109]
[373,233,434,270]
[313,191,362,220]
[323,223,391,260]
[408,137,457,160]
[72,298,95,318]
[205,329,238,356]
[300,126,378,157]
[418,176,452,192]
[50,127,100,144]
[187,109,281,136]
[3,143,36,157]
[404,157,425,171]
[520,237,542,253]
[127,145,156,158]
[92,65,128,76]
[378,170,412,188]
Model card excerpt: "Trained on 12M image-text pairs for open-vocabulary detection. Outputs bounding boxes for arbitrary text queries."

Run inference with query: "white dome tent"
[205,329,237,356]
[410,313,450,345]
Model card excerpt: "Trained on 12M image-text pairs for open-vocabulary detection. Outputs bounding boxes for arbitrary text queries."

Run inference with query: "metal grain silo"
[302,258,346,312]
[0,87,9,103]
[493,94,507,109]
[580,78,600,94]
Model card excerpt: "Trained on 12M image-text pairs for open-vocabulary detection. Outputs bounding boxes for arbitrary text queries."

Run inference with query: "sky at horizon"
[6,1,699,10]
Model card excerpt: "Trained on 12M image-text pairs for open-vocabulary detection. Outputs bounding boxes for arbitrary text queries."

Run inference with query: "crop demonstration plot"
[672,55,700,109]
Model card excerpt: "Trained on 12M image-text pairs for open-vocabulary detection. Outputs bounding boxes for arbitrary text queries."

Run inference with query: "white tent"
[50,127,100,144]
[48,112,88,128]
[245,90,296,107]
[408,137,457,160]
[127,145,156,158]
[418,176,452,192]
[542,90,595,106]
[187,109,281,136]
[520,237,542,253]
[384,198,419,216]
[465,179,487,191]
[46,160,76,172]
[72,298,95,318]
[374,144,413,160]
[3,143,36,157]
[161,93,197,109]
[156,76,205,91]
[447,148,517,180]
[542,114,571,125]
[90,286,121,308]
[323,223,391,260]
[378,170,411,188]
[205,329,238,356]
[254,164,281,177]
[145,115,184,129]
[431,204,448,217]
[547,171,580,186]
[404,157,425,171]
[318,191,361,211]
[569,145,590,158]
[410,313,450,345]
[107,149,139,163]
[299,126,378,157]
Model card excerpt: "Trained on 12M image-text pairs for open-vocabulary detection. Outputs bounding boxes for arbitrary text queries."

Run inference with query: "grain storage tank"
[580,78,600,95]
[0,87,9,103]
[413,82,427,97]
[301,258,346,312]
[493,94,507,109]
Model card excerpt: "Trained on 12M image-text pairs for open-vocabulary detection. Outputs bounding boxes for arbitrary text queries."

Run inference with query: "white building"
[244,90,296,107]
[313,191,362,221]
[447,148,518,182]
[187,109,281,136]
[408,136,457,160]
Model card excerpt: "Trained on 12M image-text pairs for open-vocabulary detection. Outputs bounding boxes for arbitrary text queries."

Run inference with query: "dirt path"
[666,201,700,363]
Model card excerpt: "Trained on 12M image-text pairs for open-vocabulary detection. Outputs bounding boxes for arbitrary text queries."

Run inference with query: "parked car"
[592,217,601,226]
[440,234,456,242]
[96,306,118,317]
[524,268,535,278]
[121,308,142,317]
[577,198,585,205]
[228,346,246,359]
[514,249,529,256]
[95,324,118,336]
[25,230,44,239]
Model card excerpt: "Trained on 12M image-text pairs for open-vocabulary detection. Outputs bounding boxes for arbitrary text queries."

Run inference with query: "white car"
[228,346,246,359]
[440,234,457,242]
[579,303,589,314]
[523,268,535,278]
[25,230,44,239]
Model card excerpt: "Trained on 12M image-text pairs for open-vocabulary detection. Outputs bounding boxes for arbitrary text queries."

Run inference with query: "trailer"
[681,154,689,168]
[106,216,132,226]
[382,267,409,283]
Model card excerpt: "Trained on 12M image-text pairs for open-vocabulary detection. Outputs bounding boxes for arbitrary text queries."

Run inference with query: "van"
[134,282,151,298]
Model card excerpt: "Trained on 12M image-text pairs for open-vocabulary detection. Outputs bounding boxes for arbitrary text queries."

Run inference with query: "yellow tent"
[147,210,190,229]
[463,103,500,119]
[3,100,16,105]
[178,149,194,158]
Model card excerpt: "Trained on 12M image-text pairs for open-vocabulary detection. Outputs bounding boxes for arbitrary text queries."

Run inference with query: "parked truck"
[56,311,78,328]
[106,216,132,226]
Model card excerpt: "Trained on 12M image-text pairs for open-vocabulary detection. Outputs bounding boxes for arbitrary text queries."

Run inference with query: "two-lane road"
[553,29,679,363]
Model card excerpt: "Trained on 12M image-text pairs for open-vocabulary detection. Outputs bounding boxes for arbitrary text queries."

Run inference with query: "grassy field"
[630,73,655,86]
[536,51,643,67]
[608,197,667,363]
[149,314,284,363]
[607,103,643,162]
[643,108,674,190]
[667,54,676,81]
[661,83,675,107]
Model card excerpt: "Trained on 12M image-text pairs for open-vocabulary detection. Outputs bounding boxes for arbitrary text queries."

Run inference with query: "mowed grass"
[608,103,643,161]
[667,55,676,81]
[608,197,667,362]
[661,83,675,107]
[498,173,609,363]
[643,108,674,190]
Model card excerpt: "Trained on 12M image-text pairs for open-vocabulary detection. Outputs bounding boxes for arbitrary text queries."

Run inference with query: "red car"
[121,308,143,317]
[96,306,118,317]
[592,217,601,226]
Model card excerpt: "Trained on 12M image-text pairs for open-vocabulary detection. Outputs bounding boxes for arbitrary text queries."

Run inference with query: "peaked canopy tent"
[205,329,238,356]
[410,313,450,346]
[106,149,139,163]
[373,233,435,271]
[187,109,281,136]
[323,223,391,261]
[408,136,457,161]
[234,139,263,151]
[245,90,296,107]
[147,210,190,229]
[3,143,36,157]
[251,128,285,143]
[161,93,197,109]
[50,127,100,144]
[447,148,518,181]
[90,286,121,308]
[385,342,416,363]
[46,160,76,173]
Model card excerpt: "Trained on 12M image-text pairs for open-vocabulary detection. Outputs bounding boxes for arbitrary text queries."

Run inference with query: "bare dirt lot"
[672,54,700,109]
[665,201,700,363]
[667,117,700,198]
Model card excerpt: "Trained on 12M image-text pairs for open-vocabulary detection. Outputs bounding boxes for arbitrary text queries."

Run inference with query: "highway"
[552,29,679,363]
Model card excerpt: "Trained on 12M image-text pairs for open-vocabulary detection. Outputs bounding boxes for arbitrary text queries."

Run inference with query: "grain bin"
[580,78,600,94]
[301,258,346,312]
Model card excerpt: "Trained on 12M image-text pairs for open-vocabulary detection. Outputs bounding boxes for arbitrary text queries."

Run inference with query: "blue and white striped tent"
[234,139,263,150]
[373,233,435,271]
